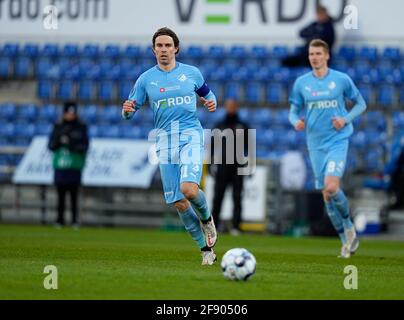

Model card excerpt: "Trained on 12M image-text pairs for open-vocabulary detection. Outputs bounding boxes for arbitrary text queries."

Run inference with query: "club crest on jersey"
[178,74,187,82]
[328,81,337,90]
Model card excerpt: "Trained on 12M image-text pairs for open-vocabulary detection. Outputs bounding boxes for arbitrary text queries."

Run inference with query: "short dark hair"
[309,39,330,54]
[152,27,180,55]
[316,5,328,14]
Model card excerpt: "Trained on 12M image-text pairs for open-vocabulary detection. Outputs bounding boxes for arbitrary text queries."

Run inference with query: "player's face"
[153,35,178,66]
[309,46,329,70]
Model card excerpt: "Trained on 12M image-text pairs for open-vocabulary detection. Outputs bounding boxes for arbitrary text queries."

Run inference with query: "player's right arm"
[288,80,305,131]
[122,75,146,120]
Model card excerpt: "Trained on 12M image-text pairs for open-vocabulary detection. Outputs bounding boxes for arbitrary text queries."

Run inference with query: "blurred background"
[0,0,403,238]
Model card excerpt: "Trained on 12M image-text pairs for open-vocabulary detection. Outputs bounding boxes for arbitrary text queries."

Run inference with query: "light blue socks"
[331,189,354,230]
[189,189,211,222]
[177,205,206,249]
[325,201,347,245]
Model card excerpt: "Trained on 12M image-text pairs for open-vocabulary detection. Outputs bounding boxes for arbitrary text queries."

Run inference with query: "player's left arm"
[193,67,217,112]
[333,76,367,130]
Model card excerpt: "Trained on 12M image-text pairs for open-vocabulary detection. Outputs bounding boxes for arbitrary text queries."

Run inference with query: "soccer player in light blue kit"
[289,39,366,258]
[122,28,218,265]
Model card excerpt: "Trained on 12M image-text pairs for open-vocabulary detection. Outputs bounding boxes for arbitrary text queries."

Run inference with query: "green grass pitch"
[1,224,403,300]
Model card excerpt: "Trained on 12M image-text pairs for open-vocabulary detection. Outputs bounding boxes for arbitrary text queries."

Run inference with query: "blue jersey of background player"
[122,27,218,265]
[289,39,366,259]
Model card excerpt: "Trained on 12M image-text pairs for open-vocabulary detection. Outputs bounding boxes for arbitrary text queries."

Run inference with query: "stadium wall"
[0,0,403,47]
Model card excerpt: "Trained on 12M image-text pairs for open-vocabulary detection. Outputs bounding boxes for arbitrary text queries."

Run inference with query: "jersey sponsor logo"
[160,88,165,92]
[308,99,338,110]
[153,95,193,109]
[312,90,330,97]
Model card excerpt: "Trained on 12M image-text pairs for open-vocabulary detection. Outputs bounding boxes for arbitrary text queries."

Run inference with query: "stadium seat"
[224,82,243,100]
[377,85,396,107]
[392,112,404,131]
[103,44,120,59]
[36,57,53,79]
[98,81,115,101]
[0,122,15,140]
[382,47,401,63]
[185,45,204,59]
[271,46,289,59]
[358,46,378,63]
[41,43,59,58]
[266,83,284,104]
[38,104,59,123]
[35,121,52,136]
[0,57,12,77]
[57,80,75,100]
[1,43,19,57]
[118,82,133,100]
[62,44,79,57]
[207,45,226,59]
[82,44,100,58]
[336,45,356,61]
[245,82,263,104]
[357,83,373,105]
[399,87,404,106]
[250,45,268,60]
[38,80,54,100]
[0,103,16,121]
[22,43,39,58]
[123,45,142,59]
[229,45,248,59]
[251,108,272,128]
[120,125,142,139]
[15,57,32,78]
[88,125,100,138]
[17,104,37,121]
[78,81,95,101]
[79,105,98,123]
[101,105,121,124]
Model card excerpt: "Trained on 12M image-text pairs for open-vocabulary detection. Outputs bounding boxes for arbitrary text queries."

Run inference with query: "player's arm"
[122,76,146,120]
[288,81,305,131]
[194,67,217,112]
[334,76,367,130]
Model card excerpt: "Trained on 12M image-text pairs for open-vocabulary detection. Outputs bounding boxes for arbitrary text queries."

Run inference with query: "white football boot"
[201,218,217,248]
[201,249,217,266]
[338,244,351,259]
[345,227,360,254]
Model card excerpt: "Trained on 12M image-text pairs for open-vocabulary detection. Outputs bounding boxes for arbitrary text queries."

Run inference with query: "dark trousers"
[212,167,244,230]
[56,184,79,225]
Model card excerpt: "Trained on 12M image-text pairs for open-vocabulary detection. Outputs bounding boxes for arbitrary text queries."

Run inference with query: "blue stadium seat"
[229,67,249,82]
[14,122,35,146]
[357,83,373,105]
[35,121,52,136]
[101,105,121,123]
[82,44,100,58]
[336,46,356,61]
[42,43,59,58]
[251,108,272,128]
[206,81,223,102]
[245,82,263,104]
[377,85,396,107]
[79,105,98,123]
[207,66,228,82]
[88,125,100,138]
[364,149,384,172]
[0,103,16,121]
[78,81,95,100]
[365,111,387,131]
[104,44,120,59]
[229,45,248,59]
[1,43,19,57]
[358,46,378,63]
[17,104,37,121]
[15,57,32,78]
[38,104,59,122]
[98,81,115,101]
[382,47,401,63]
[185,45,204,59]
[272,109,290,129]
[250,45,268,60]
[99,124,120,138]
[120,125,142,139]
[0,122,15,140]
[62,44,79,57]
[38,80,54,100]
[271,46,289,59]
[36,57,53,79]
[266,83,284,104]
[392,112,404,131]
[400,87,404,106]
[57,80,75,100]
[22,43,39,58]
[0,57,12,77]
[207,45,226,59]
[118,82,133,100]
[123,45,142,59]
[351,131,367,150]
[224,82,243,100]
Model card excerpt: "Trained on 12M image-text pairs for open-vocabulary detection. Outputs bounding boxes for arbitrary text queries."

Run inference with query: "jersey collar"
[156,62,180,73]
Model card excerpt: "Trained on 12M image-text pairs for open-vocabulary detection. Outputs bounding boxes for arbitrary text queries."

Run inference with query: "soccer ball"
[220,248,256,281]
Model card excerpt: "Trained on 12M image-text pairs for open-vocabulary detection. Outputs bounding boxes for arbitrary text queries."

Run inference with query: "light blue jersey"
[125,62,216,152]
[289,68,366,150]
[124,62,216,203]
